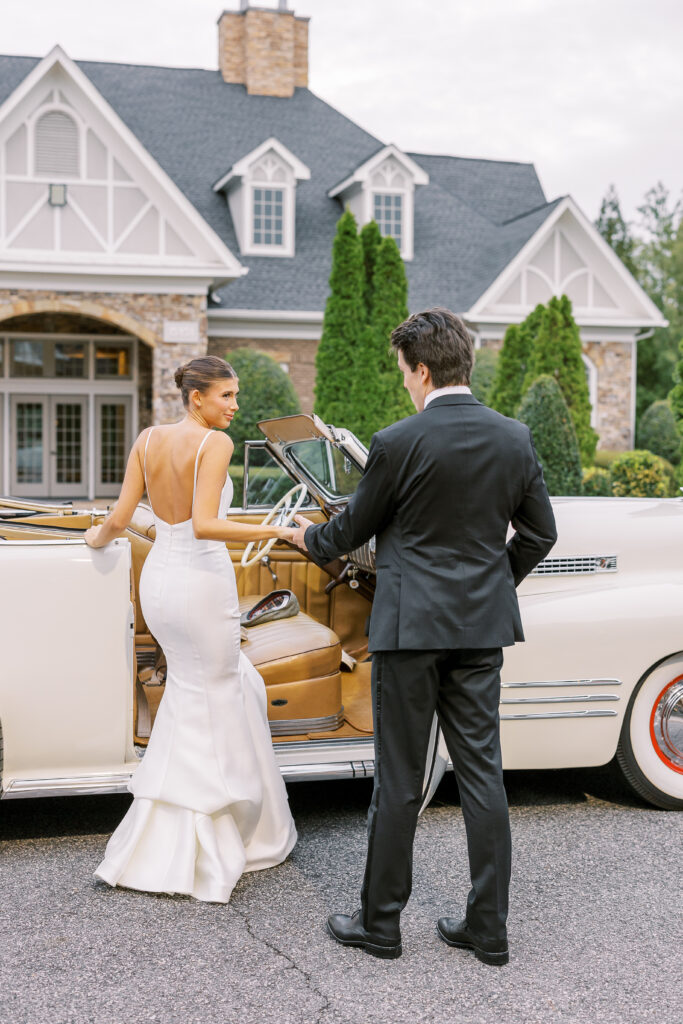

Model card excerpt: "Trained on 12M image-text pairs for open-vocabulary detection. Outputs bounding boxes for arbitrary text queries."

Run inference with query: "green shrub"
[517,375,583,496]
[582,466,612,496]
[223,348,301,465]
[593,449,622,468]
[470,347,498,405]
[636,400,680,465]
[609,449,671,497]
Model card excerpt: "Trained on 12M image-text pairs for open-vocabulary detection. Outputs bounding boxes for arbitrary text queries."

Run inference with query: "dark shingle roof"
[0,54,555,314]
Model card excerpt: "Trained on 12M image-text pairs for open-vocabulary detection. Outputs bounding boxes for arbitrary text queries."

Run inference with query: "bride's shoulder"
[204,430,234,461]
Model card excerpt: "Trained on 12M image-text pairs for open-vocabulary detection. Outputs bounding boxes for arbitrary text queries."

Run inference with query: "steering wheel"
[241,483,308,568]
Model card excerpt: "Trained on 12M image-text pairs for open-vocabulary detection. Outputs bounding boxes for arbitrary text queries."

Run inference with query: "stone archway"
[0,297,158,348]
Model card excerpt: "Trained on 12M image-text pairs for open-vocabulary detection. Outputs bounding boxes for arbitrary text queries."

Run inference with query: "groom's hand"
[291,514,313,551]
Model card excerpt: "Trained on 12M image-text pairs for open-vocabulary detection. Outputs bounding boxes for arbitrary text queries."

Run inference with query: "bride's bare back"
[143,422,217,526]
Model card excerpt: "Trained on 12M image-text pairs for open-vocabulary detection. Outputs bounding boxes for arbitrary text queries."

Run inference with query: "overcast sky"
[1,0,681,226]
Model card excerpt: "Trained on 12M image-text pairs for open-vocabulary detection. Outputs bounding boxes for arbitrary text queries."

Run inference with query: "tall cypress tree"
[350,234,412,442]
[360,220,382,320]
[517,375,583,495]
[314,210,364,425]
[523,295,598,465]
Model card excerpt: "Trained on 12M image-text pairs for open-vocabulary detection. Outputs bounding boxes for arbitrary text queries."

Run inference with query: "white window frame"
[372,189,406,253]
[247,179,293,257]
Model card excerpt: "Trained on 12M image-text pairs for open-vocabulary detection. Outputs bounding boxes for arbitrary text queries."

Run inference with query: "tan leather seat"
[239,595,340,684]
[238,595,343,734]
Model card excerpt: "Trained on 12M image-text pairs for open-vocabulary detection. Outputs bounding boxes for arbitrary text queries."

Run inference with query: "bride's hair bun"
[173,356,236,408]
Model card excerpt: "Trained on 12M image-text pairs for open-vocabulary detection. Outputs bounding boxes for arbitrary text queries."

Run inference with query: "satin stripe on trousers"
[360,648,511,943]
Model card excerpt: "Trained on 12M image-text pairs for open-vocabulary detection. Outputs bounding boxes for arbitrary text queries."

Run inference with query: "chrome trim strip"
[269,708,345,737]
[500,694,620,705]
[2,772,133,799]
[501,678,622,688]
[500,710,618,721]
[280,760,373,782]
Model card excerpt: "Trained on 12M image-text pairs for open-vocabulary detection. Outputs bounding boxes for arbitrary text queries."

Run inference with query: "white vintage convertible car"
[0,414,681,812]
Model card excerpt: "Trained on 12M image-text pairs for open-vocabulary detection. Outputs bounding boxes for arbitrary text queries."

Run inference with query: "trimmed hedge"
[517,374,583,495]
[636,400,680,465]
[609,449,671,497]
[582,466,612,496]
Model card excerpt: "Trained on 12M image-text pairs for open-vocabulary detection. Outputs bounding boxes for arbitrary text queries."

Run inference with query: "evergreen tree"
[595,184,638,276]
[470,347,498,405]
[523,296,598,465]
[636,399,680,465]
[517,375,583,496]
[360,220,382,320]
[314,209,365,426]
[350,234,412,442]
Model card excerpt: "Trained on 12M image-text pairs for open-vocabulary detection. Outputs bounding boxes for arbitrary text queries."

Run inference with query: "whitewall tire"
[617,656,683,810]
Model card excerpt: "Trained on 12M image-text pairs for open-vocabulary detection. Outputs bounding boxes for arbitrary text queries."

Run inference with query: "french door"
[10,395,88,498]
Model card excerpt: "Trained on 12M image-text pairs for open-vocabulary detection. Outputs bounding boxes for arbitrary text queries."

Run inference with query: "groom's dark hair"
[390,307,474,387]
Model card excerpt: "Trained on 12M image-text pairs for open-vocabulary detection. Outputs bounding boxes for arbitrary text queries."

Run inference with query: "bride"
[85,355,297,903]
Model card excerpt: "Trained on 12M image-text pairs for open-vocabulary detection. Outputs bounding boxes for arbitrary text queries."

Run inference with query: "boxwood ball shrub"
[582,466,612,496]
[223,348,301,465]
[609,449,670,497]
[517,374,583,496]
[636,400,680,465]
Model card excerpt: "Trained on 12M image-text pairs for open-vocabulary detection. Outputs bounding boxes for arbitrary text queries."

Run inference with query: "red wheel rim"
[649,675,683,775]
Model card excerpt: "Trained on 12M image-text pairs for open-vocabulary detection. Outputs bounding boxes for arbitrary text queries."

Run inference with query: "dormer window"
[328,145,428,261]
[253,187,284,247]
[213,138,311,258]
[373,192,403,250]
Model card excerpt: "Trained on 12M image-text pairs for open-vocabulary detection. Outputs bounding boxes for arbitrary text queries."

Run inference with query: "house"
[0,2,664,499]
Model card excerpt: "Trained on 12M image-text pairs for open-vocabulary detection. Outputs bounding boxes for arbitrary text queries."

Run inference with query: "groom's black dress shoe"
[436,918,509,966]
[327,911,402,960]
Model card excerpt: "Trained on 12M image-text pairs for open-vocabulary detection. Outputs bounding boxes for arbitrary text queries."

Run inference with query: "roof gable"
[0,47,245,286]
[468,197,666,328]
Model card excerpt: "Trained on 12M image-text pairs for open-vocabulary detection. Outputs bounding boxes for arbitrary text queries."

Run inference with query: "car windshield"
[287,439,363,499]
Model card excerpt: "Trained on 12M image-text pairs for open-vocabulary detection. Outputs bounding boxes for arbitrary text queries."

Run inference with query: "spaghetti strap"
[143,427,155,514]
[192,431,213,506]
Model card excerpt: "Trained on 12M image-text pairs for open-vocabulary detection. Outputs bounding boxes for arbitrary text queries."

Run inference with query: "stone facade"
[583,340,633,451]
[478,335,634,451]
[209,334,318,413]
[218,7,309,96]
[0,289,208,424]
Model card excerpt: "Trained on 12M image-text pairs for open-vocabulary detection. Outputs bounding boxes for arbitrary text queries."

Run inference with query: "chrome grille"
[531,555,617,576]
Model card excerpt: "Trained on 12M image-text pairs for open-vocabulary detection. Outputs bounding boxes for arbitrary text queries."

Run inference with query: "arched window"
[35,110,79,177]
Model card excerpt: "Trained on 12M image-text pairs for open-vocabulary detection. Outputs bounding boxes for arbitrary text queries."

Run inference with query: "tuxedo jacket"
[304,394,557,652]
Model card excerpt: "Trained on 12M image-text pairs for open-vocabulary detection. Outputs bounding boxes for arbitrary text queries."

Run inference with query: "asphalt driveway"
[0,766,679,1024]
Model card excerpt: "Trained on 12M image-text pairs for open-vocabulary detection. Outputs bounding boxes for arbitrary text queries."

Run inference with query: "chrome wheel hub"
[651,680,683,771]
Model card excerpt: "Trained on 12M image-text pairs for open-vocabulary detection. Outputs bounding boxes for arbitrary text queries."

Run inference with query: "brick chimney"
[218,2,309,97]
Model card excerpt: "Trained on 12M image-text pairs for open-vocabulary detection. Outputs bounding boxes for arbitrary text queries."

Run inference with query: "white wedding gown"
[95,429,297,902]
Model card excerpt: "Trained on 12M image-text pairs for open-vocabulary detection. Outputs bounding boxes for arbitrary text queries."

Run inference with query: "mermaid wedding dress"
[95,429,297,902]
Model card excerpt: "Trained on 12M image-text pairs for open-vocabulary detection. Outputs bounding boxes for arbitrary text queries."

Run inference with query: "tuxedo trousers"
[361,648,511,943]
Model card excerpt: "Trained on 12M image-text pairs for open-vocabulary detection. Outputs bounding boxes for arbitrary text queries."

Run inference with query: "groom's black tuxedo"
[304,393,557,945]
[306,394,557,649]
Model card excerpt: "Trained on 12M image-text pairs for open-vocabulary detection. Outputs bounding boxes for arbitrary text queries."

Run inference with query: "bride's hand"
[84,525,106,549]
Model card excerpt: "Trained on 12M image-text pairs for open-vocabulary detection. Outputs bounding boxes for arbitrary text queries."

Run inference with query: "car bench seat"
[238,595,343,735]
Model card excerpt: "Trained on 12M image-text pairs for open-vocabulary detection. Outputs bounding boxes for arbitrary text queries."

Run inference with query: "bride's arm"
[84,432,148,548]
[192,432,295,544]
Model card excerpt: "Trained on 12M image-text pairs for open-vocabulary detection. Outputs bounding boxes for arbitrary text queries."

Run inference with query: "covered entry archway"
[0,311,153,500]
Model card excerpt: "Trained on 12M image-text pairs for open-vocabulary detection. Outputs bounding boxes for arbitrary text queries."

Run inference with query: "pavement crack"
[230,904,332,1023]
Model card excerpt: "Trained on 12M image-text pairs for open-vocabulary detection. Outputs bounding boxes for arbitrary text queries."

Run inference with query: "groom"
[291,308,557,964]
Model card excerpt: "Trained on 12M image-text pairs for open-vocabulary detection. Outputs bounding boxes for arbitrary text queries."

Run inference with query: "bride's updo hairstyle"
[174,356,236,408]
